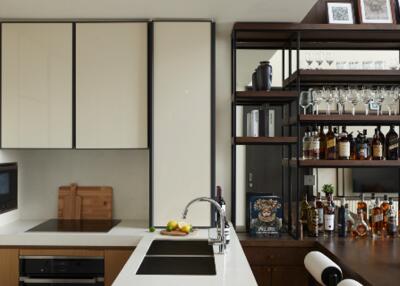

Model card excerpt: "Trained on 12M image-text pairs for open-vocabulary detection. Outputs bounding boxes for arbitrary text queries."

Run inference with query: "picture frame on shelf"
[327,2,355,24]
[358,0,396,24]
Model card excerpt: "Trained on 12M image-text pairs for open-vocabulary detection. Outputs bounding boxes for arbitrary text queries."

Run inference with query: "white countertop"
[113,226,257,286]
[0,219,147,247]
[0,219,257,286]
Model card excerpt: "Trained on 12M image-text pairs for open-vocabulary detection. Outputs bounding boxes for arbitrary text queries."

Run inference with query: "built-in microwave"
[0,162,18,214]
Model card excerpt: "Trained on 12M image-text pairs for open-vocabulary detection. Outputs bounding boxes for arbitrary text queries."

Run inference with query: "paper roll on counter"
[337,279,363,286]
[304,251,343,286]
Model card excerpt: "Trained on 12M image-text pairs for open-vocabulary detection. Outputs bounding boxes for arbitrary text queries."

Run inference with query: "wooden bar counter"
[238,233,399,286]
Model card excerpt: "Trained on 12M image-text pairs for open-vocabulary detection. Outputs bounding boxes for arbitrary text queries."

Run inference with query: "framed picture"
[358,0,396,23]
[327,2,355,24]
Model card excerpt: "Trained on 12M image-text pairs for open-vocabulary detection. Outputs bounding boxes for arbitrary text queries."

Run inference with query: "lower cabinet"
[0,246,134,286]
[242,244,312,286]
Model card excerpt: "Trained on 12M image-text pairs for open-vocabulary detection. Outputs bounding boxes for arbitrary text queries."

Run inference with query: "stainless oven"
[19,256,104,286]
[0,162,17,215]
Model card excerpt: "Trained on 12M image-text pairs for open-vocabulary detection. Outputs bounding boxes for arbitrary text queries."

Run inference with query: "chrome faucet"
[182,197,227,254]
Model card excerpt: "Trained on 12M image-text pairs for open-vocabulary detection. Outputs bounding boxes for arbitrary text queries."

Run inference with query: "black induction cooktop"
[26,219,121,233]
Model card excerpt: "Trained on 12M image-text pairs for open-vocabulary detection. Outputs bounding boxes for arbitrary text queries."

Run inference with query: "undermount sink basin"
[136,240,216,275]
[146,239,214,256]
[136,256,216,275]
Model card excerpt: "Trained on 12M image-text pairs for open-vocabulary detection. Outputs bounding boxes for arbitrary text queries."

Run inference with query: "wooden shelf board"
[283,69,400,87]
[234,136,298,145]
[286,159,400,168]
[234,90,297,105]
[299,114,400,125]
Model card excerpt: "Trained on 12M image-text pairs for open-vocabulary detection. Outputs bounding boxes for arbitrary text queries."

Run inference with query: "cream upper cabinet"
[153,22,213,227]
[75,22,148,149]
[1,23,73,148]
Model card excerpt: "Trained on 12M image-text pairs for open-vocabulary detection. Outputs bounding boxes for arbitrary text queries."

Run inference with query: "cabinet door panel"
[251,266,272,286]
[104,249,134,286]
[76,23,147,149]
[153,22,212,226]
[1,23,73,148]
[271,266,309,286]
[0,249,19,285]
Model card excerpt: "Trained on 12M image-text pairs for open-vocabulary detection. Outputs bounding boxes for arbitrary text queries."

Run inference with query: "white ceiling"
[0,0,317,23]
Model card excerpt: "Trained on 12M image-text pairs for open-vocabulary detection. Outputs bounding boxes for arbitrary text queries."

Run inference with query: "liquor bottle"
[325,126,337,160]
[324,193,335,235]
[357,193,368,223]
[377,126,386,159]
[368,193,376,227]
[380,195,390,230]
[371,197,383,237]
[311,126,320,160]
[386,198,398,237]
[345,203,354,235]
[319,125,326,160]
[386,125,399,160]
[338,127,350,160]
[338,198,346,237]
[300,193,309,227]
[215,186,230,243]
[302,127,311,160]
[316,192,324,233]
[348,133,356,160]
[307,196,318,237]
[372,128,383,160]
[351,209,369,238]
[356,130,368,160]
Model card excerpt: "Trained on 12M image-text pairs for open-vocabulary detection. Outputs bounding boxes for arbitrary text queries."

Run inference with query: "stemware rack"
[231,23,400,239]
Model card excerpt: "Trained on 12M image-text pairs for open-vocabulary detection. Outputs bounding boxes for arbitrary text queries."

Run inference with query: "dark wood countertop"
[238,232,400,286]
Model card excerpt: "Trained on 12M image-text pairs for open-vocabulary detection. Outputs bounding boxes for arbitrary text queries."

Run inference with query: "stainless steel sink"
[136,240,216,275]
[146,239,214,256]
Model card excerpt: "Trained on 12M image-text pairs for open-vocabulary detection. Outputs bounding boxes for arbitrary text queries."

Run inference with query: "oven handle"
[19,277,104,284]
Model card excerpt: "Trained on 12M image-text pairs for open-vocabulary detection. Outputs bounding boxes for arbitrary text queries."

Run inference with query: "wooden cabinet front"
[0,248,19,286]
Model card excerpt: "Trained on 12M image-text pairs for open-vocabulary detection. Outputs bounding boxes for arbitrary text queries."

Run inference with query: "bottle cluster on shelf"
[301,193,399,239]
[302,125,399,161]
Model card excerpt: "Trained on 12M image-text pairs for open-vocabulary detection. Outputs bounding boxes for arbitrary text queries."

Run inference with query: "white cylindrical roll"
[338,279,363,286]
[304,251,343,286]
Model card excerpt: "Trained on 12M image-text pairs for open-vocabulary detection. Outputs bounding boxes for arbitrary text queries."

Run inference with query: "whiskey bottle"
[319,125,326,160]
[380,195,390,231]
[371,198,383,237]
[372,128,383,160]
[386,125,399,160]
[316,192,324,233]
[351,209,369,238]
[338,198,346,237]
[326,126,337,160]
[368,193,376,227]
[300,193,309,230]
[324,193,335,235]
[377,126,386,159]
[307,196,318,237]
[356,130,368,160]
[345,203,354,235]
[302,127,312,160]
[338,127,350,160]
[349,133,356,160]
[311,126,320,160]
[386,198,398,237]
[357,193,368,223]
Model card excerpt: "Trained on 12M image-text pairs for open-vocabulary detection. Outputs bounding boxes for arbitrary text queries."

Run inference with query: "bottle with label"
[300,193,309,230]
[380,195,390,231]
[324,193,335,235]
[357,193,368,223]
[338,198,346,237]
[377,126,386,159]
[345,203,354,235]
[368,193,375,227]
[302,127,312,160]
[316,192,324,233]
[348,133,356,160]
[307,196,318,237]
[338,127,350,160]
[386,198,398,237]
[356,130,369,160]
[371,197,383,238]
[325,126,337,160]
[351,209,369,238]
[311,126,320,160]
[372,128,383,160]
[215,186,230,243]
[386,125,399,160]
[319,125,326,160]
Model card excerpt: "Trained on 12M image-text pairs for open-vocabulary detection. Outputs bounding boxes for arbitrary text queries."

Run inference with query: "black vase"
[256,61,272,91]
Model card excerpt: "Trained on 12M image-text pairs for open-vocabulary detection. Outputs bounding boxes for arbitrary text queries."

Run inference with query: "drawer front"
[243,246,312,266]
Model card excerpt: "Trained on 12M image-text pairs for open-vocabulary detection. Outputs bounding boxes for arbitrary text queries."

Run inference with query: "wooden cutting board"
[62,184,82,220]
[160,230,189,236]
[58,185,113,220]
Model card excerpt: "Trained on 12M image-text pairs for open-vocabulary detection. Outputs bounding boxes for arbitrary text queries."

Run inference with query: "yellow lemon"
[181,224,191,234]
[167,220,178,230]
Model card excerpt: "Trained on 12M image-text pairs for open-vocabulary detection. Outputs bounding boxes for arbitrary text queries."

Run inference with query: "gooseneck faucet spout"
[182,197,227,254]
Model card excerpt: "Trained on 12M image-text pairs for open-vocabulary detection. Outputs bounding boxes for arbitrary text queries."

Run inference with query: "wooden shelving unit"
[286,159,400,168]
[234,136,297,145]
[234,90,298,105]
[299,114,400,125]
